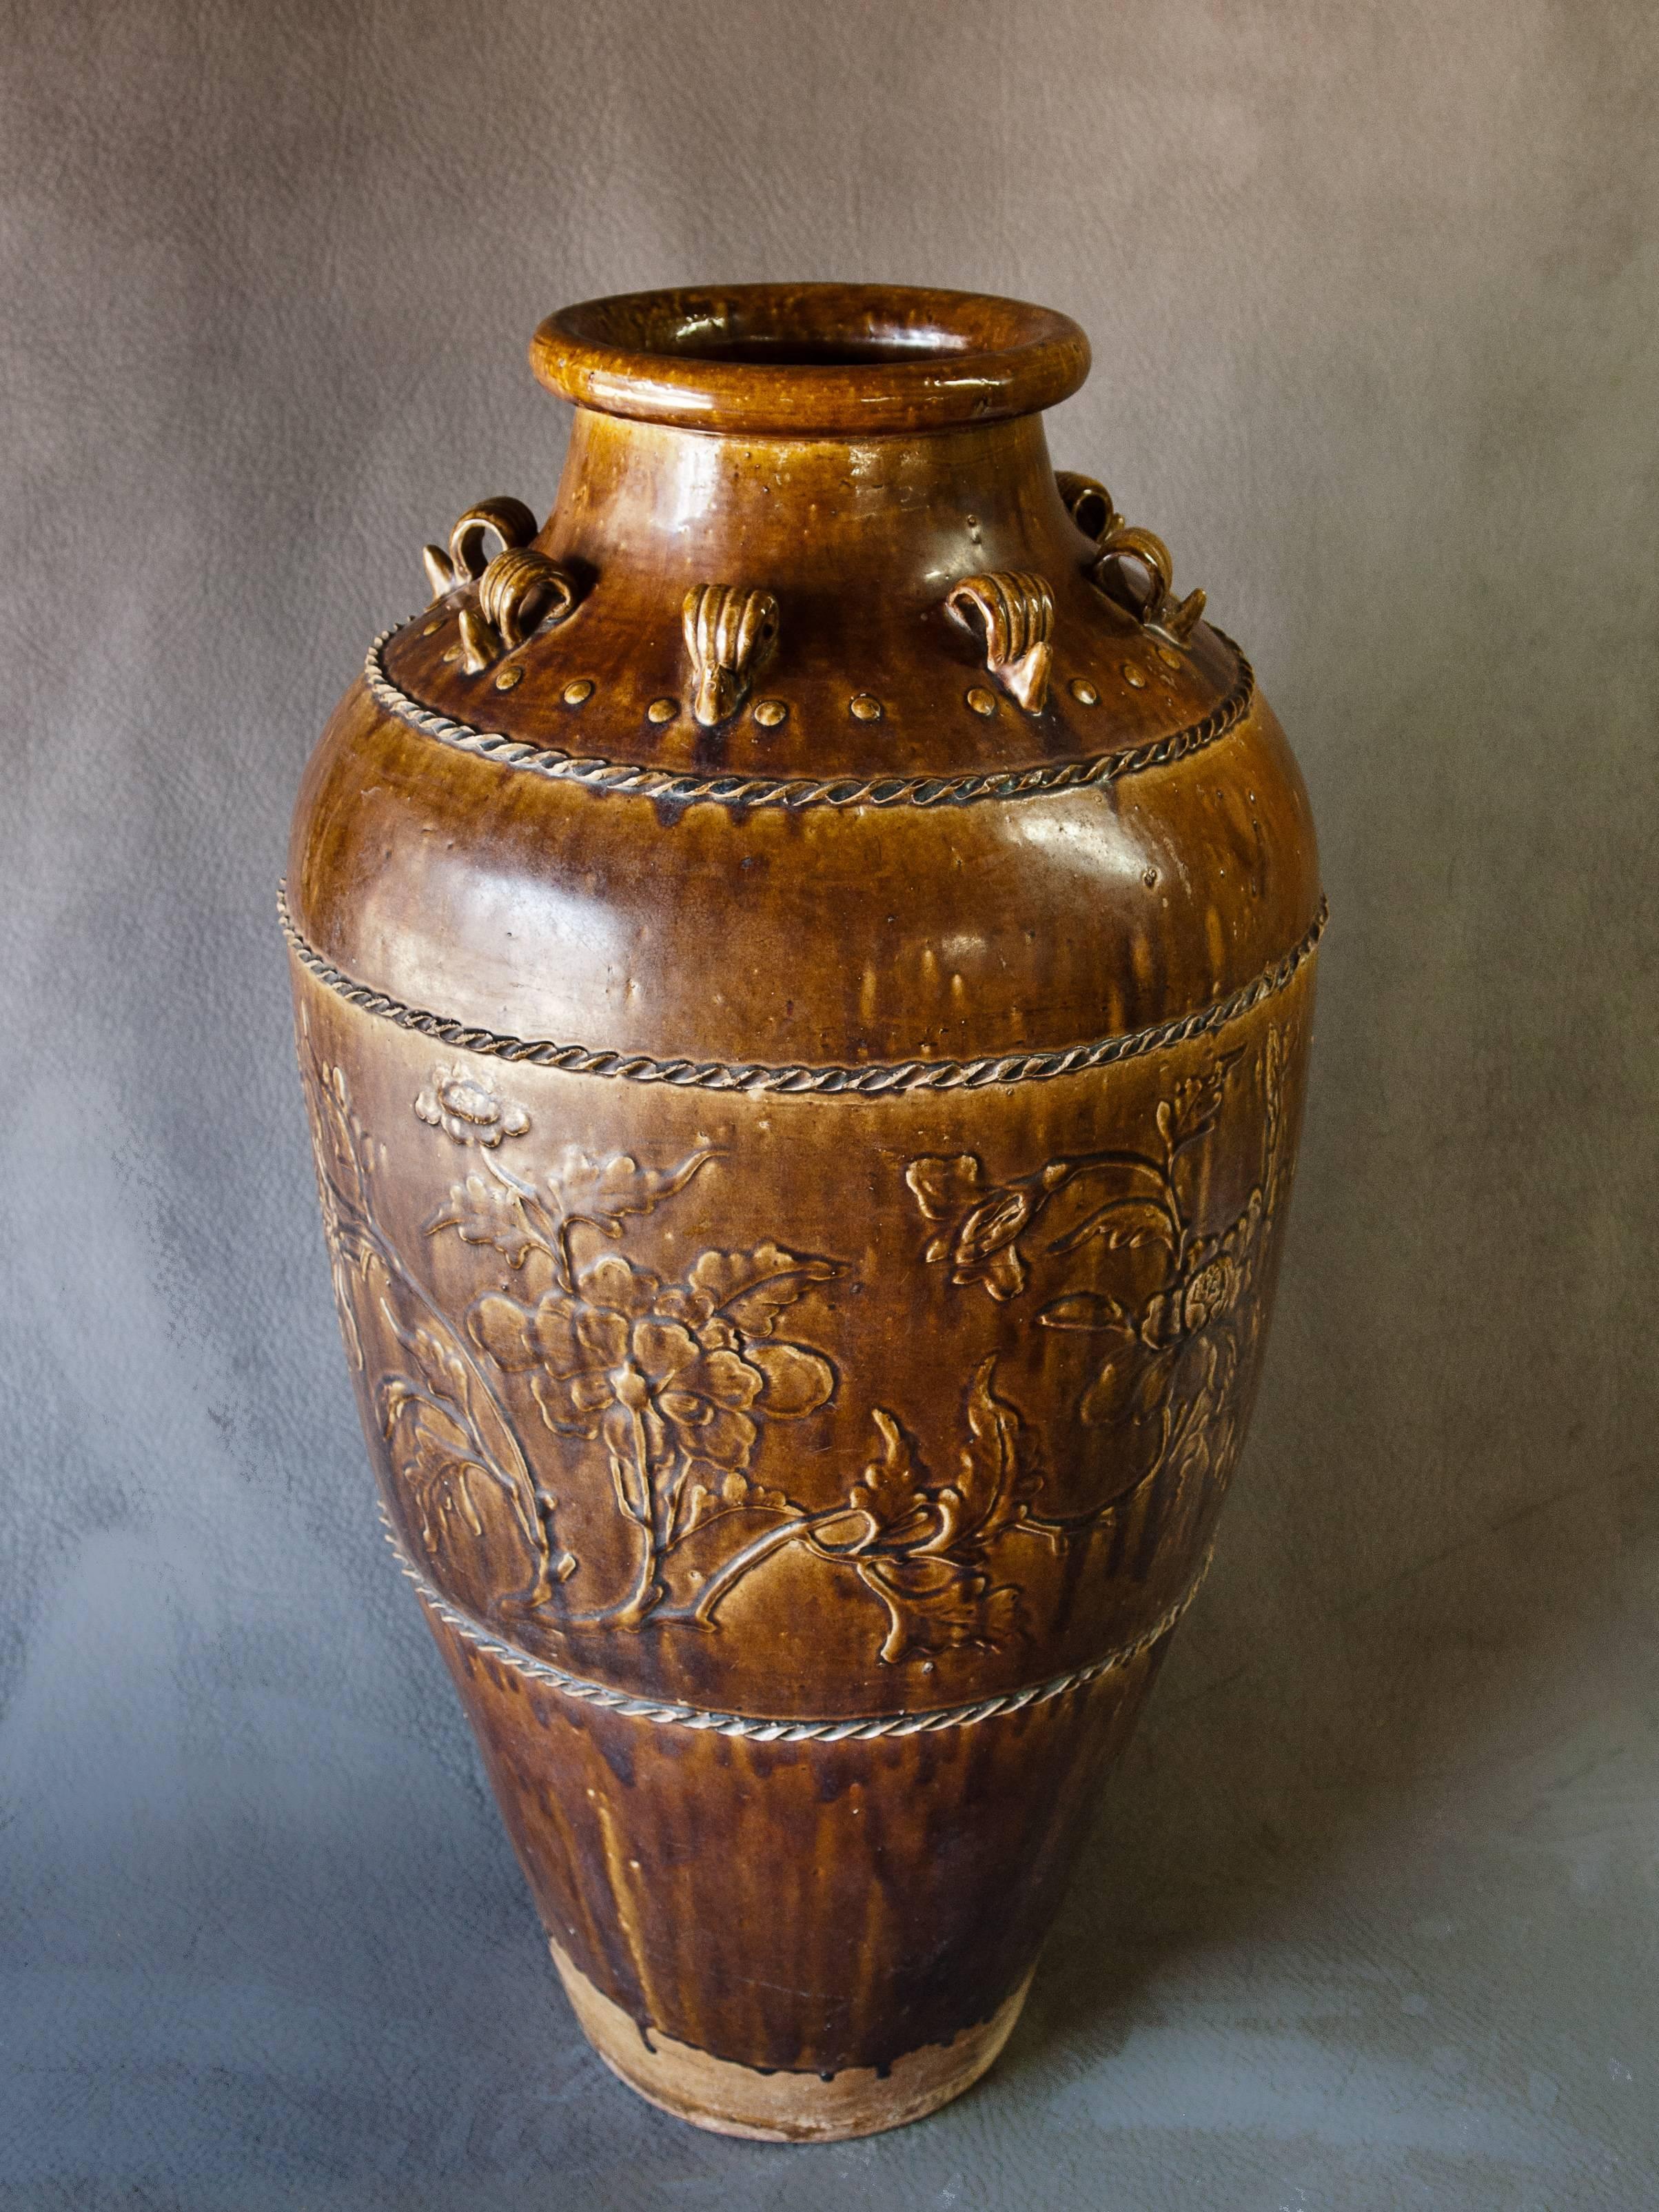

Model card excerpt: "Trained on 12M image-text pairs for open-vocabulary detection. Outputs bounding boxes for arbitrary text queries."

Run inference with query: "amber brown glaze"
[425,1608,1159,2080]
[285,284,1321,2138]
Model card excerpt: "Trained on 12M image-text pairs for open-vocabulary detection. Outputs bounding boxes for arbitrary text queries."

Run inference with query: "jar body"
[285,287,1321,2138]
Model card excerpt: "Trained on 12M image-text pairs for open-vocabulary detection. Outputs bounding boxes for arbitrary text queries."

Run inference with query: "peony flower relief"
[1062,1186,1266,1432]
[465,1236,841,1624]
[1142,1189,1263,1348]
[303,1045,571,1617]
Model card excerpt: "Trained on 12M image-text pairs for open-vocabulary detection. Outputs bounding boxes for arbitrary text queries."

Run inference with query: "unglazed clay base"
[549,1940,1032,2142]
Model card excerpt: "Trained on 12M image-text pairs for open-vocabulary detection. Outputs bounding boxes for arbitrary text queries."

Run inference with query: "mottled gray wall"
[3,3,1656,2206]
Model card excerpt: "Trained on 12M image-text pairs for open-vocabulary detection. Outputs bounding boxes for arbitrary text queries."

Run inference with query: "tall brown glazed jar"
[284,285,1323,2141]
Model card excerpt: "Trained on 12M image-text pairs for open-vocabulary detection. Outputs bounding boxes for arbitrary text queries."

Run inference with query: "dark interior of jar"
[562,290,1016,370]
[662,333,970,366]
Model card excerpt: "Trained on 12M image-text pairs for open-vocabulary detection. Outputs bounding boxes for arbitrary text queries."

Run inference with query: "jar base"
[549,1938,1032,2142]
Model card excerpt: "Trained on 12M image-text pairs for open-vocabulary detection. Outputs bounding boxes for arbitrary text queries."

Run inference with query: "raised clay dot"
[494,666,524,691]
[423,620,442,636]
[849,693,882,722]
[441,645,461,664]
[647,697,678,724]
[1156,644,1183,669]
[563,679,595,707]
[1122,662,1148,689]
[1069,678,1099,707]
[966,686,997,718]
[753,698,788,728]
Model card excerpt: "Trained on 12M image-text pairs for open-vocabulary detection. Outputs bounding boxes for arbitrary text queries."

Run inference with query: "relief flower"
[1140,1190,1263,1350]
[304,1047,569,1614]
[1050,1186,1267,1431]
[426,1170,542,1264]
[476,1257,755,1456]
[469,1248,836,1558]
[415,1062,531,1148]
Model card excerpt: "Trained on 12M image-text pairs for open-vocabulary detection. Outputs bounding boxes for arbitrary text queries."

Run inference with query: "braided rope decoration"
[279,887,1325,1098]
[363,619,1255,811]
[380,1505,1211,1742]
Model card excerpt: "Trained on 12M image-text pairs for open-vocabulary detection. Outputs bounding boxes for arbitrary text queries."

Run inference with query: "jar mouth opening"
[531,283,1090,436]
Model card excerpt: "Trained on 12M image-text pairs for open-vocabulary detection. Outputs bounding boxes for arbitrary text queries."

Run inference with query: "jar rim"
[530,283,1090,436]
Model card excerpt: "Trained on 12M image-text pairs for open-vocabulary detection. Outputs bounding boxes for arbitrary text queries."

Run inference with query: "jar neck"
[537,407,1085,615]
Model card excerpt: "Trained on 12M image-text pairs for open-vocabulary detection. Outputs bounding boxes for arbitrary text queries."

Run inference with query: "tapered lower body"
[294,935,1314,2135]
[420,1595,1170,2137]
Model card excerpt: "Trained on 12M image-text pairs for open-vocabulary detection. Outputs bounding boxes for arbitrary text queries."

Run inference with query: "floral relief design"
[414,1062,531,1148]
[301,1037,1061,1662]
[907,1152,1060,1301]
[301,1046,574,1615]
[463,1239,841,1631]
[301,1028,1290,1667]
[801,1359,1043,1663]
[407,1080,1050,1655]
[906,1029,1295,1525]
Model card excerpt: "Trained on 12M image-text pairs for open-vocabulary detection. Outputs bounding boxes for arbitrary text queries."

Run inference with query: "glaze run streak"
[279,883,1326,1095]
[285,281,1323,2140]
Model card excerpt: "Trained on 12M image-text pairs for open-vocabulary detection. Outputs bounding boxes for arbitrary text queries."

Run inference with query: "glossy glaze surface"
[286,284,1321,2137]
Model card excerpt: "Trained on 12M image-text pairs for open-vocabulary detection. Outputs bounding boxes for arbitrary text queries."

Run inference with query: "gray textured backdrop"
[4,3,1657,2206]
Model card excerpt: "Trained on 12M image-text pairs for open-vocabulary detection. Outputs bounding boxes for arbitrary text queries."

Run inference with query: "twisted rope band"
[363,620,1254,811]
[280,887,1325,1098]
[382,1505,1210,1742]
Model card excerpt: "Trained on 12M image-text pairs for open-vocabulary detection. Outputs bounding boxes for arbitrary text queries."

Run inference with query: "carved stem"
[653,1511,820,1629]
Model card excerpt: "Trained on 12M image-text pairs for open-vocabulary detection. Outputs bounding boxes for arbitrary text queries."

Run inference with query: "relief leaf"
[467,1292,544,1372]
[850,1408,932,1537]
[1161,1049,1244,1151]
[544,1145,715,1236]
[1079,1343,1173,1428]
[681,1467,795,1536]
[425,1173,544,1265]
[955,1356,1040,1545]
[743,1340,836,1417]
[683,1244,843,1337]
[377,1382,474,1481]
[1039,1292,1130,1332]
[1043,1197,1175,1259]
[966,1243,1028,1302]
[858,1554,1025,1665]
[396,1320,471,1405]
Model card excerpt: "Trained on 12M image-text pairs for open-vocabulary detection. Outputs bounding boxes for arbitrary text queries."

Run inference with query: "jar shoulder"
[286,666,1321,1070]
